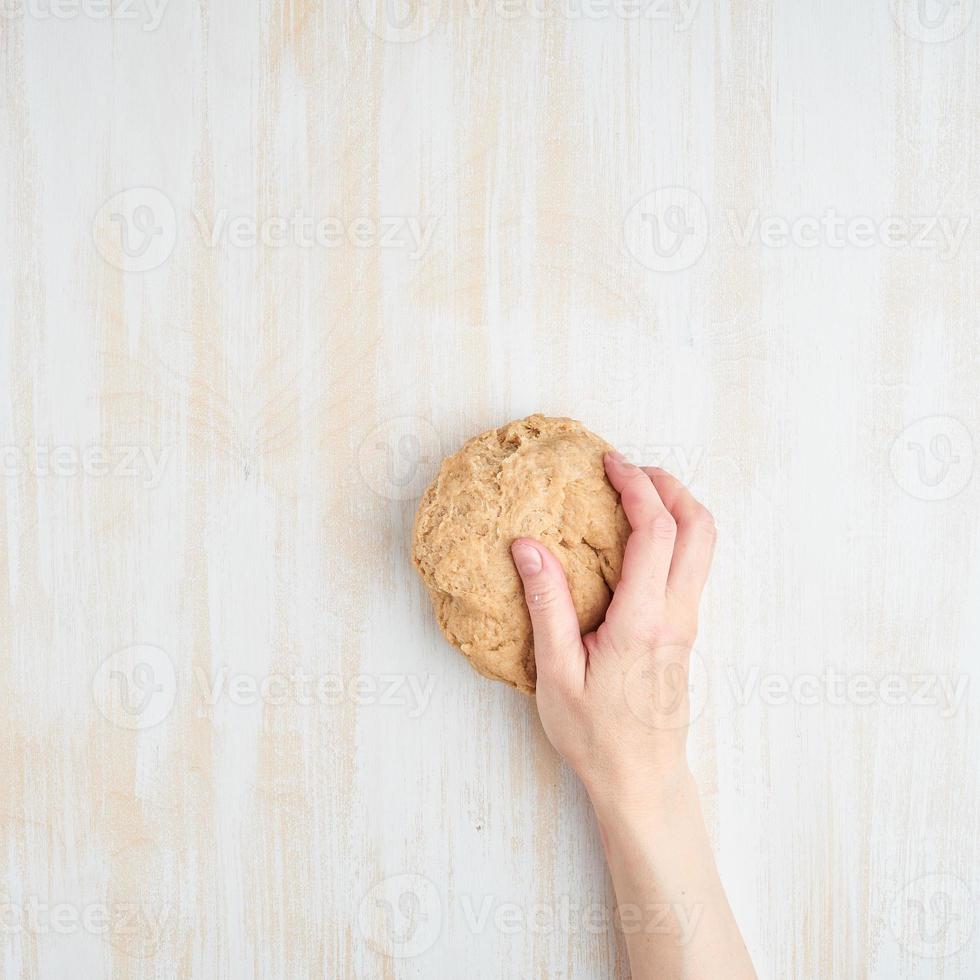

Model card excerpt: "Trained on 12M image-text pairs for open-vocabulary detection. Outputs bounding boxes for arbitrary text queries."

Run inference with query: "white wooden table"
[1,1,977,977]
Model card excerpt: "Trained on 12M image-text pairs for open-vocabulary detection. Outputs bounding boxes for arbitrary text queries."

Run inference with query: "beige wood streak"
[2,2,979,978]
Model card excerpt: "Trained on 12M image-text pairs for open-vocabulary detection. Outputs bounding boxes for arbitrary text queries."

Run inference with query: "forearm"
[592,771,756,980]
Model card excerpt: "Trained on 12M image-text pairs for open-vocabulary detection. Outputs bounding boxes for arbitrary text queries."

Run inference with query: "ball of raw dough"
[412,414,630,693]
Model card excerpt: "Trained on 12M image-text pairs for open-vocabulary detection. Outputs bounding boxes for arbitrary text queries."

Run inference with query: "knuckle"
[648,513,677,540]
[624,467,653,490]
[692,506,717,538]
[652,467,681,490]
[613,611,666,652]
[621,472,649,503]
[525,582,561,613]
[629,622,663,650]
[666,610,699,646]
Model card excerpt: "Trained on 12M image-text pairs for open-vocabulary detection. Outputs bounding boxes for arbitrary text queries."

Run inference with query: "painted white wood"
[1,1,977,977]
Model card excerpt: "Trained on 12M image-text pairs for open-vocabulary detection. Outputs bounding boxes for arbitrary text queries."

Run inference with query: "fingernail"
[512,542,543,577]
[606,450,627,464]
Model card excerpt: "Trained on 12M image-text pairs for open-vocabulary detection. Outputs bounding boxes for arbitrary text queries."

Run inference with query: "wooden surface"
[1,1,978,977]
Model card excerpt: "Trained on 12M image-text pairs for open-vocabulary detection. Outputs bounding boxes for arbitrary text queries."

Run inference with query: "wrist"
[588,765,702,845]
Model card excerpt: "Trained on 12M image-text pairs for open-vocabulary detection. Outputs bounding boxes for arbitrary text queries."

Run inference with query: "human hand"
[510,452,717,818]
[511,455,755,978]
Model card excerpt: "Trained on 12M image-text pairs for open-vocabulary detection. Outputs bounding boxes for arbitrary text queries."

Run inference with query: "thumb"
[511,538,585,691]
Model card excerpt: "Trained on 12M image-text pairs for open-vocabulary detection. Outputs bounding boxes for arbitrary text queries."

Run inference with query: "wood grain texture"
[1,1,978,977]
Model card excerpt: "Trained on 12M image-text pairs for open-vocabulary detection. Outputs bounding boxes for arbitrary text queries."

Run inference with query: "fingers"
[641,467,717,604]
[602,452,676,634]
[511,538,586,693]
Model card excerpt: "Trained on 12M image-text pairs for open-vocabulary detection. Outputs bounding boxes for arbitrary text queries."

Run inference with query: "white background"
[0,0,977,977]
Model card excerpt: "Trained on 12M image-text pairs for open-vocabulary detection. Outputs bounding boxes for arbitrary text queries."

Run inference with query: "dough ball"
[412,414,630,693]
